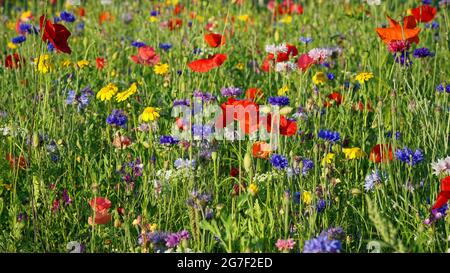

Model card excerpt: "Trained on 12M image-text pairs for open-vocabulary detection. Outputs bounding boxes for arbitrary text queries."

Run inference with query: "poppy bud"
[243,152,252,173]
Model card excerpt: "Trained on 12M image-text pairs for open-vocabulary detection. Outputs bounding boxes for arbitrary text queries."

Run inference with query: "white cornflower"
[431,156,450,176]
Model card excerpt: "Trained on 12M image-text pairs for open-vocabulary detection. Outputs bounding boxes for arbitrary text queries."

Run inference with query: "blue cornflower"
[386,131,401,140]
[106,110,127,128]
[19,23,32,34]
[364,170,383,191]
[318,129,340,143]
[293,192,301,204]
[192,124,213,139]
[302,158,314,176]
[78,93,90,111]
[53,16,61,23]
[317,199,326,212]
[173,99,190,107]
[66,90,76,105]
[270,154,289,169]
[76,22,85,32]
[413,48,434,58]
[159,135,179,146]
[150,10,160,16]
[159,43,173,52]
[131,41,146,48]
[193,90,216,102]
[299,36,313,44]
[12,36,26,44]
[47,42,55,52]
[327,73,335,80]
[422,0,432,4]
[436,83,450,93]
[303,230,342,253]
[174,158,196,170]
[193,48,202,54]
[60,11,76,23]
[394,52,412,66]
[395,147,424,166]
[221,87,242,97]
[268,96,290,106]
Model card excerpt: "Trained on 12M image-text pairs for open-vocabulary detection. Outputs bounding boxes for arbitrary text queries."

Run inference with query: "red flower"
[131,46,160,66]
[411,5,437,23]
[5,53,24,69]
[174,4,184,15]
[230,167,240,177]
[78,7,86,17]
[245,88,264,101]
[6,153,27,170]
[99,11,114,25]
[354,101,372,112]
[297,53,315,71]
[204,33,226,48]
[88,197,112,225]
[324,92,343,107]
[369,144,393,163]
[265,114,298,136]
[252,141,272,159]
[96,57,106,70]
[261,44,298,72]
[188,53,227,73]
[39,15,72,54]
[168,18,182,31]
[216,97,260,134]
[432,176,450,210]
[268,0,303,16]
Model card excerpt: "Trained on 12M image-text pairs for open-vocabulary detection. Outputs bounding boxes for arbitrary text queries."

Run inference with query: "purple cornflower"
[150,10,160,16]
[193,90,216,102]
[393,52,412,67]
[60,11,76,23]
[187,190,212,210]
[173,99,190,107]
[299,36,313,44]
[12,36,26,44]
[165,233,180,248]
[61,189,72,206]
[270,154,289,169]
[318,129,340,143]
[364,170,383,191]
[268,96,290,106]
[395,147,424,166]
[106,110,127,128]
[17,212,28,222]
[19,23,32,34]
[220,87,242,97]
[413,48,434,58]
[118,158,144,184]
[159,135,179,146]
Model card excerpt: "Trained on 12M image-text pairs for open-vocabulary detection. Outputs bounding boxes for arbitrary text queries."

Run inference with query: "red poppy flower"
[131,46,160,66]
[39,15,72,54]
[99,11,114,25]
[376,15,421,45]
[369,144,393,163]
[88,197,112,225]
[297,53,315,71]
[354,101,373,112]
[188,53,227,73]
[5,53,24,69]
[174,4,184,15]
[168,18,182,31]
[230,167,240,177]
[245,88,264,101]
[95,57,106,70]
[262,44,298,72]
[268,0,303,16]
[6,154,27,169]
[78,7,86,17]
[265,114,297,136]
[324,92,343,107]
[252,141,272,159]
[432,176,450,210]
[216,97,260,134]
[411,5,437,23]
[204,33,226,48]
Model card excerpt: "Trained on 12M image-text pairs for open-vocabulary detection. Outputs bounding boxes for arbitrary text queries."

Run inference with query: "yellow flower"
[302,191,312,205]
[342,147,366,160]
[196,15,205,22]
[154,63,169,75]
[148,223,158,232]
[321,153,335,166]
[61,60,73,68]
[116,83,138,102]
[235,63,245,70]
[248,183,259,196]
[148,16,159,23]
[355,72,373,84]
[279,15,292,24]
[166,0,179,5]
[7,42,18,49]
[6,21,16,30]
[312,72,327,85]
[238,14,249,22]
[140,107,160,122]
[77,60,90,69]
[96,83,118,101]
[20,11,33,22]
[34,55,54,74]
[277,86,289,96]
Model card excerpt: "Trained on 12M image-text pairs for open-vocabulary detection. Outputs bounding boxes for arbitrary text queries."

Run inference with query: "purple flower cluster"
[118,158,144,184]
[192,124,213,140]
[138,230,190,251]
[187,190,213,210]
[159,135,179,146]
[318,129,340,143]
[131,41,146,48]
[66,86,94,111]
[436,83,450,93]
[60,11,76,23]
[395,147,424,166]
[193,90,216,102]
[220,87,242,97]
[173,99,190,107]
[106,110,127,128]
[303,227,344,253]
[268,96,290,106]
[270,154,289,169]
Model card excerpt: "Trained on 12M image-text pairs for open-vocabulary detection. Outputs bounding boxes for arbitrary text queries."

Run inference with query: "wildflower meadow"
[0,0,450,254]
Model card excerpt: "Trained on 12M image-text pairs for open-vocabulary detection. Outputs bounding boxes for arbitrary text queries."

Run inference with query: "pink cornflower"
[387,40,411,53]
[275,238,296,252]
[307,48,332,63]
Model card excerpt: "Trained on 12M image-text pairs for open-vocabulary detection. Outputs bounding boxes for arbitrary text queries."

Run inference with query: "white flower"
[366,0,381,5]
[275,61,297,72]
[265,43,288,55]
[307,48,332,62]
[431,156,450,176]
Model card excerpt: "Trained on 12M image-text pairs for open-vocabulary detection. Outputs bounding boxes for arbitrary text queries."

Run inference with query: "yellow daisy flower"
[302,191,312,205]
[277,86,289,96]
[342,147,366,160]
[355,72,373,84]
[248,183,259,196]
[77,60,90,69]
[312,72,327,85]
[140,107,160,122]
[154,63,170,75]
[116,83,138,102]
[238,14,249,22]
[61,60,73,68]
[279,15,292,24]
[34,55,54,74]
[96,83,118,101]
[321,153,335,166]
[7,42,18,50]
[235,63,245,70]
